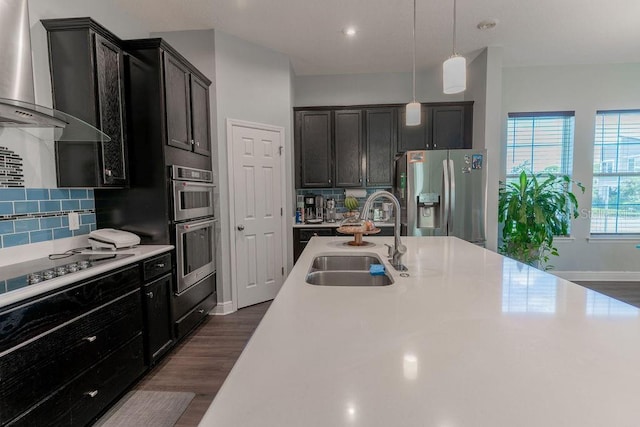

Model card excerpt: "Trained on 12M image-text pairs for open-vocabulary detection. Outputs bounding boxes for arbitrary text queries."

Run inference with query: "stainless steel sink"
[306,254,394,286]
[306,271,393,286]
[311,255,380,271]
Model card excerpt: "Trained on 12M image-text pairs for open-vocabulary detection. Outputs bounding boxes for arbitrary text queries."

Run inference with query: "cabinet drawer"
[299,228,334,242]
[7,335,145,427]
[0,264,140,353]
[143,252,172,281]
[0,289,142,425]
[172,272,215,320]
[175,292,216,340]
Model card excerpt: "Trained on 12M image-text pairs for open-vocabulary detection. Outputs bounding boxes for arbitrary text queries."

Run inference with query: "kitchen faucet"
[360,190,407,271]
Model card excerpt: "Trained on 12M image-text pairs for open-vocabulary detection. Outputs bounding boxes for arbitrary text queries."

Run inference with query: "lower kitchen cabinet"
[294,228,335,262]
[173,272,217,341]
[0,265,144,426]
[141,253,174,365]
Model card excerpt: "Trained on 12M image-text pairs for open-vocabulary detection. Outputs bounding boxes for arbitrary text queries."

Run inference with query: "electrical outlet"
[68,212,80,231]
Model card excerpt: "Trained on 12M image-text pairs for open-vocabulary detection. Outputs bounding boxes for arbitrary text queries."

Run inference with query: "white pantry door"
[231,121,285,309]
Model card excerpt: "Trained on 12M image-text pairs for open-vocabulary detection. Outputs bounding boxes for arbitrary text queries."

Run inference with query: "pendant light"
[443,0,466,94]
[405,0,420,126]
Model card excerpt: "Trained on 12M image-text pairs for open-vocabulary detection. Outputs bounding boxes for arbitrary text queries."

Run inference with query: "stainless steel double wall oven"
[170,165,217,294]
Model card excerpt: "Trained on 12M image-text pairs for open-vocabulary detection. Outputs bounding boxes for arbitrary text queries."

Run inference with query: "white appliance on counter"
[88,229,141,251]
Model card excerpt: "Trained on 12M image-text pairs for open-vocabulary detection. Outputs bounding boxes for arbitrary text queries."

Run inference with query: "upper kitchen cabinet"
[365,108,396,186]
[396,101,474,152]
[42,18,128,188]
[430,103,473,150]
[295,110,333,188]
[398,105,429,151]
[125,38,212,169]
[334,110,363,187]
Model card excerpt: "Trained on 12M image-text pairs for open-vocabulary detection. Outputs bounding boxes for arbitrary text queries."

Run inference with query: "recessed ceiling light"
[343,27,357,37]
[477,19,498,30]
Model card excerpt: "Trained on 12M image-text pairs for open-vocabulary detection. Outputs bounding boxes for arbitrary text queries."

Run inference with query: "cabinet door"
[334,110,363,187]
[398,106,429,152]
[365,108,396,186]
[94,34,127,186]
[190,74,211,157]
[431,105,468,150]
[298,111,333,187]
[164,53,192,151]
[143,274,173,364]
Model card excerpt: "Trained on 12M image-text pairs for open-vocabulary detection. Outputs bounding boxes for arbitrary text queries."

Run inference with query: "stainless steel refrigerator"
[395,149,487,245]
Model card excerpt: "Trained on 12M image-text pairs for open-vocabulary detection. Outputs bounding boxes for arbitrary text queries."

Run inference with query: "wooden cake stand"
[336,227,381,246]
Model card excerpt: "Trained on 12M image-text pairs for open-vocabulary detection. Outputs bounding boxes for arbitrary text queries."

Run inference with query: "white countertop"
[200,236,640,427]
[0,245,173,309]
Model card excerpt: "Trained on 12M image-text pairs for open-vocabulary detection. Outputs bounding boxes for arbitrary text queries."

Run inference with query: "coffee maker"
[304,195,316,221]
[314,195,324,221]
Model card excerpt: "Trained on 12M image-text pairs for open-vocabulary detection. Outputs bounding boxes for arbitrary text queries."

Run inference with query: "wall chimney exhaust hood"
[0,0,110,142]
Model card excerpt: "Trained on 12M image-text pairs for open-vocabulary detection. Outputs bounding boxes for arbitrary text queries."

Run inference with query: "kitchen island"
[200,236,640,427]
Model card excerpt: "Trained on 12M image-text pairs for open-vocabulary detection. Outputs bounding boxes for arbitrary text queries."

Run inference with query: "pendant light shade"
[405,0,420,126]
[406,102,421,126]
[443,0,466,94]
[443,54,466,94]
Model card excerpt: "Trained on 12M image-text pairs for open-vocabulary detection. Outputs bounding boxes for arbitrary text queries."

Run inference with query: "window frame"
[590,109,640,236]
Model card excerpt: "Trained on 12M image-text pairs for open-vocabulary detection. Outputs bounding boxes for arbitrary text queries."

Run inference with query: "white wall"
[295,67,463,107]
[465,47,503,251]
[502,63,640,274]
[213,31,294,307]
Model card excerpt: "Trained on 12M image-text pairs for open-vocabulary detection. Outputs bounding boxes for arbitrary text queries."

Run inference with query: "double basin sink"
[305,253,394,286]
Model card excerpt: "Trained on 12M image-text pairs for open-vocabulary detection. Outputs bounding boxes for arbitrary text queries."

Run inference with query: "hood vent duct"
[0,0,109,142]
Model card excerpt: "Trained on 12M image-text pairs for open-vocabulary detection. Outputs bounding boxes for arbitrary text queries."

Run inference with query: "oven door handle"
[177,218,218,232]
[174,181,216,188]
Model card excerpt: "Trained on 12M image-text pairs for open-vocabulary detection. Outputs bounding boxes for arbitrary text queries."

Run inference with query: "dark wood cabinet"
[334,110,363,187]
[430,104,472,149]
[141,253,174,365]
[43,18,128,188]
[293,228,335,262]
[365,108,396,186]
[398,105,429,151]
[0,265,144,426]
[397,102,473,152]
[125,38,212,166]
[163,55,212,156]
[296,110,333,187]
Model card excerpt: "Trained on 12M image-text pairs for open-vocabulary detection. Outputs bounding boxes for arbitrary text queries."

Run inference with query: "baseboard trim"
[210,301,235,315]
[553,271,640,282]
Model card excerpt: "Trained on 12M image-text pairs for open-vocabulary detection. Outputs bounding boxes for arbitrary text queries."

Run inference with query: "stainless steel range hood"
[0,0,110,142]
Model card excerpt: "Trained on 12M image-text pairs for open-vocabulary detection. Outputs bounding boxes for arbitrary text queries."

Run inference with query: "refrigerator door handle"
[448,158,456,233]
[442,159,450,233]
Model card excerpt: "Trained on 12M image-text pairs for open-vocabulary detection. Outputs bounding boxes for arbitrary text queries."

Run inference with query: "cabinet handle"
[191,139,195,146]
[83,336,97,343]
[197,309,205,314]
[147,291,154,299]
[104,169,112,177]
[359,178,362,183]
[195,140,200,146]
[85,390,99,398]
[155,263,165,268]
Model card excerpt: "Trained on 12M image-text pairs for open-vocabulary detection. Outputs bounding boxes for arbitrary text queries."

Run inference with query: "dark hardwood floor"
[134,301,271,427]
[574,281,640,308]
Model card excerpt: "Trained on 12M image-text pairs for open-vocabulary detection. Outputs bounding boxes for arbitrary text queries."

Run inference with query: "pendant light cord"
[452,0,457,55]
[412,0,416,102]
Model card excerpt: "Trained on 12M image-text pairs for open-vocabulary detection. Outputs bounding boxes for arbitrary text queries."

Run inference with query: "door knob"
[237,225,245,231]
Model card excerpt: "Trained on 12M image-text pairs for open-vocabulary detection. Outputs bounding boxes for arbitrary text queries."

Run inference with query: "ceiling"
[114,0,640,75]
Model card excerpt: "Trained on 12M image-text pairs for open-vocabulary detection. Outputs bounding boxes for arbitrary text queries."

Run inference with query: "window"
[506,112,575,180]
[591,110,640,234]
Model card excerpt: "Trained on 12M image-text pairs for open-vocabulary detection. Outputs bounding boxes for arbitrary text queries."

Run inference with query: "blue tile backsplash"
[296,188,391,212]
[0,188,95,248]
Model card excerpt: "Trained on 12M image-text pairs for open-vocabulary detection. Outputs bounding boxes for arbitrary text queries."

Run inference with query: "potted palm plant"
[498,170,585,270]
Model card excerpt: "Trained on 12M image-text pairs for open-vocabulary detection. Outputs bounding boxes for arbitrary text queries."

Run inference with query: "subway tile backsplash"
[0,188,96,248]
[296,188,391,212]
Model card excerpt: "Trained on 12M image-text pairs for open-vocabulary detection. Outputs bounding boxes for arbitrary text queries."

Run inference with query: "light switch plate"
[68,212,80,231]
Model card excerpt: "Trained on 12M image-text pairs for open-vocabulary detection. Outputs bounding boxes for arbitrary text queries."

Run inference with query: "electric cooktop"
[0,253,134,295]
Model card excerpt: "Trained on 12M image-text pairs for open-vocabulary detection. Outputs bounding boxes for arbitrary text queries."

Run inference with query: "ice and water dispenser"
[417,192,440,229]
